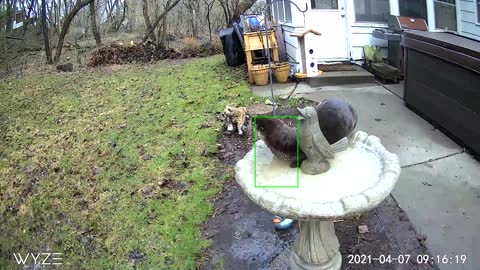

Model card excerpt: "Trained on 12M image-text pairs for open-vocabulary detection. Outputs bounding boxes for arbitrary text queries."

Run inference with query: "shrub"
[181,37,200,55]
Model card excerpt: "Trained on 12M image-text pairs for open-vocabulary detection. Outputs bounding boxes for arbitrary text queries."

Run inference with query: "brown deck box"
[402,30,480,155]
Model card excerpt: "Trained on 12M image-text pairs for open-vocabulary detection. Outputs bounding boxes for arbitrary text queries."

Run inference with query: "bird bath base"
[289,220,341,270]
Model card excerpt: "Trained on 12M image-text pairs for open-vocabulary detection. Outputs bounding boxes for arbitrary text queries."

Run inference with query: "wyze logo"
[13,253,63,265]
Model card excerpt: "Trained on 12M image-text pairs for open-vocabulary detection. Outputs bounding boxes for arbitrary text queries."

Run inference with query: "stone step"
[307,65,375,87]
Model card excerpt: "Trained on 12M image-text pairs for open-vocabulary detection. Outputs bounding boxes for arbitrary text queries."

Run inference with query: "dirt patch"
[87,42,220,67]
[200,105,438,269]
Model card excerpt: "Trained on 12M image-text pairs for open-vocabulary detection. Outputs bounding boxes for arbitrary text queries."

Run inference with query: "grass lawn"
[0,56,256,269]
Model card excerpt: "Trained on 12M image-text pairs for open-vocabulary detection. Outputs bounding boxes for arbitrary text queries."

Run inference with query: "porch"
[247,78,480,269]
[272,0,480,73]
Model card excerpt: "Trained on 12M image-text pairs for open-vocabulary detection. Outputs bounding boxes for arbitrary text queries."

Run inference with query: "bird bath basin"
[235,131,401,270]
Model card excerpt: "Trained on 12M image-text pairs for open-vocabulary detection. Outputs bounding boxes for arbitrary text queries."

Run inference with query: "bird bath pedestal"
[235,131,401,270]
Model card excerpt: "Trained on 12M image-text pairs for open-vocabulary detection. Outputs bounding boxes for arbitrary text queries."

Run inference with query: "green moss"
[0,56,255,269]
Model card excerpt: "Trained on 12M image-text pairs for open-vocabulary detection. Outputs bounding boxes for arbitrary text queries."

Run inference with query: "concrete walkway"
[252,81,480,270]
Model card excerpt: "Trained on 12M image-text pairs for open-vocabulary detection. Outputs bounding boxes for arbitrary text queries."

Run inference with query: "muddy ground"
[201,104,439,270]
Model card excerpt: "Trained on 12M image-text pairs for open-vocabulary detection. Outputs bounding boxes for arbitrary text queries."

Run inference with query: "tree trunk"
[203,0,215,41]
[5,0,16,32]
[89,1,102,46]
[113,0,127,32]
[53,0,94,62]
[47,1,56,35]
[191,8,197,37]
[22,0,35,32]
[229,0,257,26]
[219,1,230,27]
[41,0,52,64]
[126,0,134,32]
[142,0,156,42]
[142,0,181,43]
[160,13,167,43]
[266,0,272,21]
[207,9,212,41]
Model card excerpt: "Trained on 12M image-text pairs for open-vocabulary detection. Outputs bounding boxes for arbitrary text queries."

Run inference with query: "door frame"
[308,0,350,61]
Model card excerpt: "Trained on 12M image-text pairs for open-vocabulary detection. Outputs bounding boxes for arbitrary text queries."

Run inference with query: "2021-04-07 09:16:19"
[347,254,467,265]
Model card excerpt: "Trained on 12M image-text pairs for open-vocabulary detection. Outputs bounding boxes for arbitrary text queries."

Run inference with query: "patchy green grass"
[0,56,257,269]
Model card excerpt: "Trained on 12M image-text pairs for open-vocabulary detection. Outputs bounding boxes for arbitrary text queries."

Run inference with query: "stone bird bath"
[235,131,401,270]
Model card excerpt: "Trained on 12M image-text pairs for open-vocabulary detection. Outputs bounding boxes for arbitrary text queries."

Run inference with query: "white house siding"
[348,25,387,60]
[271,0,480,69]
[272,0,308,70]
[458,0,480,40]
[274,0,400,63]
[282,25,303,63]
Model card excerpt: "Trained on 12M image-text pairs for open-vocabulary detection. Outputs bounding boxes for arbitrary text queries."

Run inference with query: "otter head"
[255,117,267,132]
[255,117,273,140]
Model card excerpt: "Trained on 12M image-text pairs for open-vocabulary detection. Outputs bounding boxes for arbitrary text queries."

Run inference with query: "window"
[311,0,338,9]
[273,1,292,23]
[477,0,480,24]
[434,0,457,31]
[15,12,24,23]
[279,1,285,22]
[399,0,428,21]
[285,2,292,23]
[273,2,279,22]
[355,0,390,23]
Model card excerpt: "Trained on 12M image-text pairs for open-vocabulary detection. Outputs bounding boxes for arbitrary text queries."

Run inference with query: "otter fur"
[254,98,358,167]
[255,118,306,164]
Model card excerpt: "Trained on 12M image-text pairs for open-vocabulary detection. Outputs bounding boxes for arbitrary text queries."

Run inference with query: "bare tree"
[0,0,258,69]
[158,0,173,43]
[53,0,94,62]
[141,0,180,43]
[202,0,216,41]
[41,0,53,64]
[142,0,156,42]
[89,1,102,46]
[5,0,17,32]
[20,0,36,32]
[219,0,257,26]
[104,0,126,32]
[113,0,127,31]
[183,0,199,37]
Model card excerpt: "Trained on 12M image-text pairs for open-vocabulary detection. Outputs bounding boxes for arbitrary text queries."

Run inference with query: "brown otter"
[254,98,358,167]
[255,117,306,166]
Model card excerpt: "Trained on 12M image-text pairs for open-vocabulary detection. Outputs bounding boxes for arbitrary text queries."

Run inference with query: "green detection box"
[253,115,300,188]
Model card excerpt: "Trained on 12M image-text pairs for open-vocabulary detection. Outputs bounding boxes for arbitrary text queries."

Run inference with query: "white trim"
[316,57,350,63]
[456,0,462,33]
[309,9,342,13]
[280,22,305,28]
[433,0,456,7]
[390,0,400,16]
[351,22,388,28]
[427,0,436,31]
[343,0,351,59]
